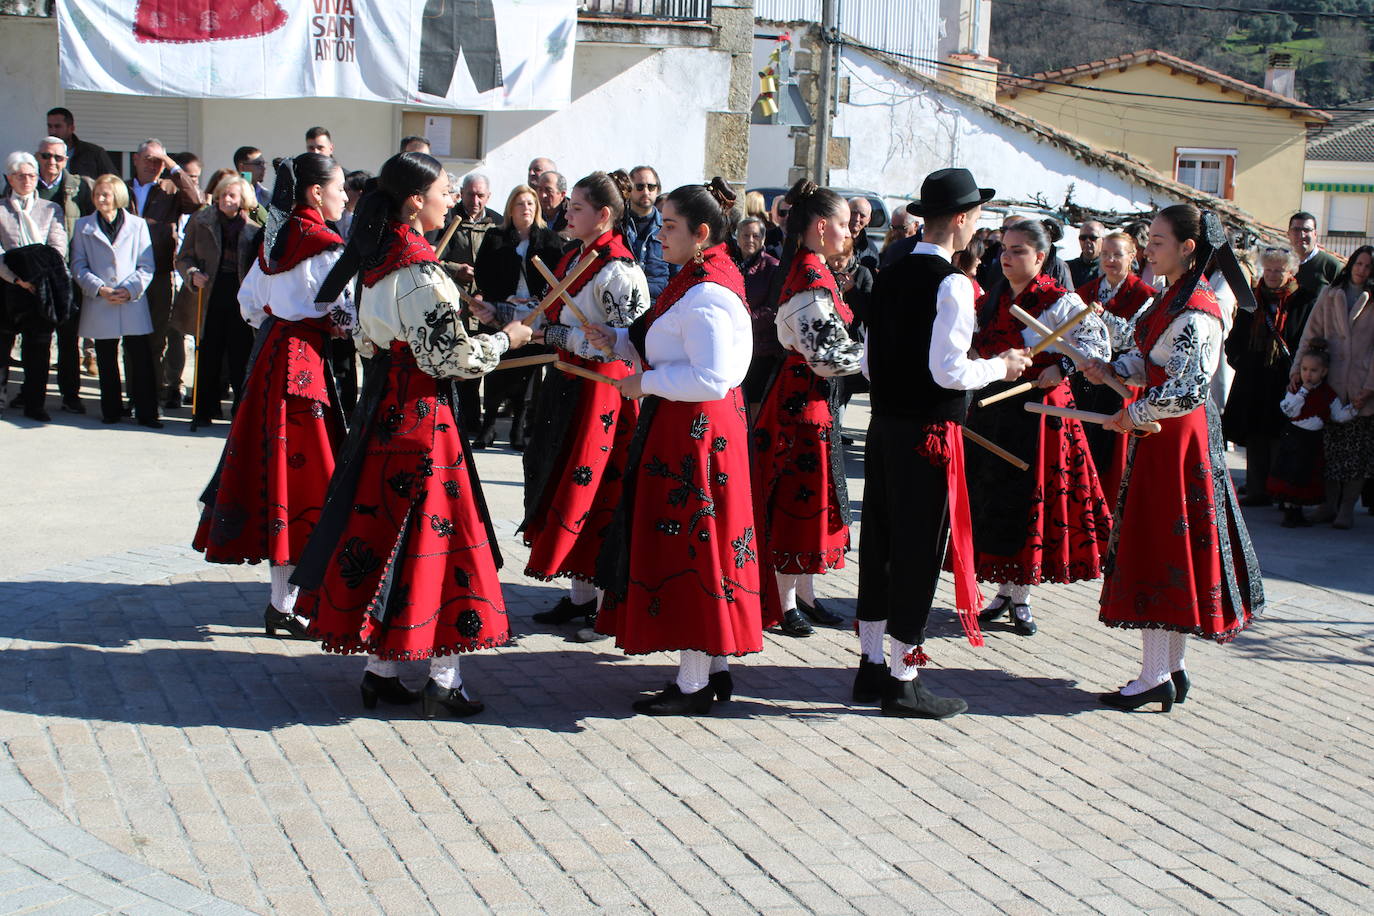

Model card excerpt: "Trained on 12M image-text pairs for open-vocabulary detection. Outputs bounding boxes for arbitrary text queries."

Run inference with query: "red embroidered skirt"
[297,346,508,659]
[966,382,1112,585]
[193,318,341,566]
[597,391,764,656]
[523,352,638,583]
[1101,404,1259,642]
[752,353,850,575]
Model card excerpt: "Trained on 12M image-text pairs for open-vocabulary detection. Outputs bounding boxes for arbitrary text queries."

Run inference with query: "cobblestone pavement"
[3,392,1374,914]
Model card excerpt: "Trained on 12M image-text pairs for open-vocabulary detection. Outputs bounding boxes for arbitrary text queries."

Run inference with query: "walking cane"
[188,284,204,431]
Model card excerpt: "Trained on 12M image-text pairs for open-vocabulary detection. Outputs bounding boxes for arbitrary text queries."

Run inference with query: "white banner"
[57,0,578,111]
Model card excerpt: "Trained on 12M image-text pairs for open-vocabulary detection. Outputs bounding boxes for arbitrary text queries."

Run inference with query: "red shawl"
[1075,272,1156,321]
[550,229,636,323]
[646,243,746,328]
[779,247,851,325]
[260,205,343,275]
[362,222,438,288]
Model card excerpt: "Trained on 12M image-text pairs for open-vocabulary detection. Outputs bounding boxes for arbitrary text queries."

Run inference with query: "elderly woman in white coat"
[71,174,160,426]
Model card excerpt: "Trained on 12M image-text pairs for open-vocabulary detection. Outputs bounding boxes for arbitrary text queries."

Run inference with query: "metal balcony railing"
[580,0,712,22]
[1318,234,1373,258]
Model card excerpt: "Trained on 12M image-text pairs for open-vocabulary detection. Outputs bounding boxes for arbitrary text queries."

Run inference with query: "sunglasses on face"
[633,183,658,192]
[1079,235,1100,242]
[37,153,67,162]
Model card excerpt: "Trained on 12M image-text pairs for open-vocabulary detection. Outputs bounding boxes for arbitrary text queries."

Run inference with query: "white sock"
[1121,630,1171,695]
[569,579,598,606]
[676,650,711,695]
[709,655,729,675]
[858,620,886,664]
[429,655,462,690]
[888,637,928,682]
[796,575,817,606]
[776,573,800,611]
[365,656,397,678]
[270,565,299,615]
[1167,631,1186,672]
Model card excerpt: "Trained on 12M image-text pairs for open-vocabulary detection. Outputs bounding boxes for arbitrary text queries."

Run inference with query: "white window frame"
[1174,147,1237,199]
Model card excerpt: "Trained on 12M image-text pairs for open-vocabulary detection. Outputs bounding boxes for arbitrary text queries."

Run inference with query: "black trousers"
[94,335,157,422]
[330,336,359,416]
[193,280,254,422]
[857,414,951,646]
[1,315,55,410]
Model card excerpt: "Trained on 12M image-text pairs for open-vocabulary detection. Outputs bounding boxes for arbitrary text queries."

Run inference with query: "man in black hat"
[854,168,1032,718]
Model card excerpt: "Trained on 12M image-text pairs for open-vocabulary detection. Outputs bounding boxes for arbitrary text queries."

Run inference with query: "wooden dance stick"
[962,428,1030,471]
[1023,401,1162,435]
[977,308,1094,407]
[520,253,600,327]
[492,353,557,371]
[1009,304,1133,399]
[432,217,463,260]
[530,257,616,359]
[976,381,1035,408]
[554,359,619,386]
[1029,306,1091,356]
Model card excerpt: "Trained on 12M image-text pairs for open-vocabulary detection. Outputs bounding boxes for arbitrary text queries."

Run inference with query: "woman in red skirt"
[752,180,864,638]
[1073,230,1156,503]
[586,178,764,715]
[521,172,650,637]
[290,153,533,718]
[966,219,1113,637]
[193,153,354,639]
[1085,204,1264,711]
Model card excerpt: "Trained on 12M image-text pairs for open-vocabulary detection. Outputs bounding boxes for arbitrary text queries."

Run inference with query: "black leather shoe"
[359,671,421,710]
[1171,670,1190,704]
[1099,680,1175,712]
[776,608,814,638]
[709,670,733,702]
[163,393,183,410]
[798,597,844,627]
[137,417,165,429]
[632,683,713,716]
[23,406,51,422]
[852,658,888,705]
[978,595,1012,624]
[532,596,596,625]
[1010,604,1037,636]
[881,676,968,719]
[60,397,85,414]
[473,422,497,449]
[422,678,484,718]
[264,606,310,639]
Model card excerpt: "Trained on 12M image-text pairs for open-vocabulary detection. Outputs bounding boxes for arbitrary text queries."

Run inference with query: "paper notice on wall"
[57,0,577,111]
[425,116,452,157]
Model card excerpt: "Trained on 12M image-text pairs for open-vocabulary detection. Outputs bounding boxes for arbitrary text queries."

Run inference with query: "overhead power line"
[1106,0,1374,21]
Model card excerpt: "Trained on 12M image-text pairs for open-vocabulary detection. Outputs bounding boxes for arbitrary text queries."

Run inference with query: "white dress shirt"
[238,247,355,330]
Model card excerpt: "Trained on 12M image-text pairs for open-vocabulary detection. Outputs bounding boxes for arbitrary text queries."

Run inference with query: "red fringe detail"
[902,647,931,667]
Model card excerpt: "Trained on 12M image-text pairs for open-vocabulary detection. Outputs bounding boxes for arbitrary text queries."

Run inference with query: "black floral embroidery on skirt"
[647,597,662,617]
[600,411,615,432]
[795,483,815,502]
[732,527,757,568]
[310,401,325,419]
[430,516,455,537]
[796,451,820,472]
[268,517,286,535]
[715,472,729,485]
[571,465,594,486]
[287,452,307,469]
[711,436,727,453]
[415,398,431,419]
[419,456,435,477]
[690,413,709,440]
[290,369,313,390]
[387,470,416,498]
[353,504,379,516]
[456,609,484,638]
[338,537,381,589]
[656,518,682,535]
[453,566,471,588]
[442,479,461,498]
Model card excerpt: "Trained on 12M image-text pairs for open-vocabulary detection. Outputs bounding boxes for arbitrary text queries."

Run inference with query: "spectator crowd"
[2,109,1371,528]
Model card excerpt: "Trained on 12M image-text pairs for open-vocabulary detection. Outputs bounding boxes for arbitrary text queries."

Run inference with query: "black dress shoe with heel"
[776,607,814,638]
[1171,670,1190,704]
[978,595,1012,624]
[1099,679,1175,712]
[422,679,484,718]
[263,606,311,639]
[797,597,844,627]
[532,596,596,625]
[359,672,421,710]
[1011,604,1037,636]
[852,658,888,705]
[631,683,714,716]
[880,675,968,719]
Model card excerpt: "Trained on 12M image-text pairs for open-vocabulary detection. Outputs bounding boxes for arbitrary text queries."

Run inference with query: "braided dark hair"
[664,177,736,248]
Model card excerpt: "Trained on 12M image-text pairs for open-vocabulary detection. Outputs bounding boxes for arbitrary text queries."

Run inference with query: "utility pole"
[811,0,836,185]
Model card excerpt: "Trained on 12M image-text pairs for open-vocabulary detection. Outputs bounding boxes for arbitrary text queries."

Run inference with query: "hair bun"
[706,176,736,210]
[608,169,633,203]
[786,178,818,206]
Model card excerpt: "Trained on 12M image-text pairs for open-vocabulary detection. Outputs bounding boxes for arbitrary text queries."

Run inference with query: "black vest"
[867,252,969,423]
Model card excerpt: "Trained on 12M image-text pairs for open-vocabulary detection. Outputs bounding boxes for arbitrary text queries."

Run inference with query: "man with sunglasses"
[623,165,672,300]
[1067,219,1105,287]
[32,138,94,240]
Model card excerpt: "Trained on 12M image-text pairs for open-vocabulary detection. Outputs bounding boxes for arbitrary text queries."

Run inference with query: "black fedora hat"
[906,168,995,218]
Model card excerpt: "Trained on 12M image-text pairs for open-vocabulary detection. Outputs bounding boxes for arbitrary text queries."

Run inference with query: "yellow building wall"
[1000,62,1312,227]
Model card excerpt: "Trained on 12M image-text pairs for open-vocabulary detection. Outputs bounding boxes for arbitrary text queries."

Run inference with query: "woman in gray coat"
[71,174,160,426]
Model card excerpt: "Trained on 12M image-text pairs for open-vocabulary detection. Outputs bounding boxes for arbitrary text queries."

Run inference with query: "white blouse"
[610,282,752,402]
[357,261,508,379]
[1012,291,1110,365]
[1112,310,1224,424]
[543,258,650,362]
[1092,276,1153,353]
[238,248,356,332]
[776,289,863,377]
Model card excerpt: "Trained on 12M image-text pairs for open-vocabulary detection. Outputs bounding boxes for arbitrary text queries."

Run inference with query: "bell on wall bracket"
[752,33,813,127]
